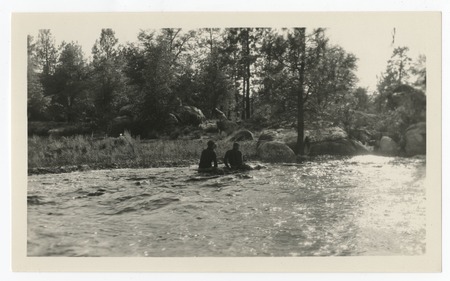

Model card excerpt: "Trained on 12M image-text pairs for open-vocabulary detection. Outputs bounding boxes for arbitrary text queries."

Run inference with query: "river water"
[27,155,426,257]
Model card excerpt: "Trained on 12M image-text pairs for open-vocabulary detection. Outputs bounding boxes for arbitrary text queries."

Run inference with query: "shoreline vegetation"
[28,132,259,175]
[27,29,426,176]
[28,123,427,175]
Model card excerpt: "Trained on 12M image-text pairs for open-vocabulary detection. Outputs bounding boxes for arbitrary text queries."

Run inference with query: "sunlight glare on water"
[350,155,393,164]
[27,155,426,257]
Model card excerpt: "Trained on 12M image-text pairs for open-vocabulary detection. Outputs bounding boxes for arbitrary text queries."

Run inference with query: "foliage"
[328,87,375,133]
[121,30,182,136]
[373,47,426,142]
[27,35,50,120]
[375,47,413,111]
[90,29,125,128]
[29,27,424,148]
[35,29,58,77]
[410,54,426,92]
[257,28,358,126]
[47,41,90,122]
[195,49,233,117]
[307,44,358,117]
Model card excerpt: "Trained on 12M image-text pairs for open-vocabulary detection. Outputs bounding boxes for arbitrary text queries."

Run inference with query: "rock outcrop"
[257,127,368,156]
[256,141,296,163]
[214,108,239,136]
[309,139,368,156]
[167,113,180,126]
[404,122,426,156]
[176,106,206,126]
[228,129,254,142]
[379,136,400,155]
[216,119,239,136]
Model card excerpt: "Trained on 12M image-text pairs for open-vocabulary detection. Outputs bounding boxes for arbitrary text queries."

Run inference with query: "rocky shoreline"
[28,115,426,176]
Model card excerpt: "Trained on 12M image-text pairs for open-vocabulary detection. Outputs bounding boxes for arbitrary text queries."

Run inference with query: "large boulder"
[277,130,298,152]
[228,129,254,142]
[167,113,180,126]
[349,128,375,144]
[350,110,378,128]
[258,127,361,155]
[214,107,228,120]
[199,121,219,133]
[269,126,347,141]
[176,106,206,126]
[309,139,369,156]
[404,122,426,156]
[257,141,296,163]
[258,129,298,152]
[304,127,370,155]
[214,108,240,136]
[260,131,309,155]
[217,119,239,136]
[258,131,276,142]
[307,127,348,142]
[379,136,400,155]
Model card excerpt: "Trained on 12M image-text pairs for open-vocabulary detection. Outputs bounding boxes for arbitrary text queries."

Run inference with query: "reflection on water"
[27,155,426,257]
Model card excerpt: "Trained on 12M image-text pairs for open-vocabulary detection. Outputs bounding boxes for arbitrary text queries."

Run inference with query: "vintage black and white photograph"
[12,11,441,271]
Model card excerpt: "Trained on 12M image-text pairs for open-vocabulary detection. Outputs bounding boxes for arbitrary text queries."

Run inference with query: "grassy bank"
[28,132,258,174]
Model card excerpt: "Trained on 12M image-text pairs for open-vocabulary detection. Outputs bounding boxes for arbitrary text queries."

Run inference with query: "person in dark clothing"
[198,140,218,172]
[224,142,252,171]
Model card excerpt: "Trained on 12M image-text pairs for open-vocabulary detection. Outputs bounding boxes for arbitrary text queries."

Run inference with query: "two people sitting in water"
[198,140,252,173]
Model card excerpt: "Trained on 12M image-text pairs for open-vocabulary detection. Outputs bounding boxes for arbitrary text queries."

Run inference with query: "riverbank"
[28,130,425,175]
[28,133,258,175]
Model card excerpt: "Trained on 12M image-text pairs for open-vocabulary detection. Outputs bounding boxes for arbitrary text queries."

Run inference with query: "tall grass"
[28,132,258,170]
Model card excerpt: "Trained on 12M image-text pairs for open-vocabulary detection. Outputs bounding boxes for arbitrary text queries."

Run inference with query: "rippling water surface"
[27,155,426,257]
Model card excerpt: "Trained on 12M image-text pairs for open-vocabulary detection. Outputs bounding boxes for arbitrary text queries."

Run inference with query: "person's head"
[207,140,216,149]
[232,142,240,150]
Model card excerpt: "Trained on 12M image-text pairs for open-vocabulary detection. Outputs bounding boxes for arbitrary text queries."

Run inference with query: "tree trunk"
[245,76,250,118]
[242,77,246,119]
[297,28,306,156]
[234,73,239,120]
[245,29,251,119]
[209,28,213,54]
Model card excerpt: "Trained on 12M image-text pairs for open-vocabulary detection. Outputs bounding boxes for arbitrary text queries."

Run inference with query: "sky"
[29,17,428,93]
[327,24,427,92]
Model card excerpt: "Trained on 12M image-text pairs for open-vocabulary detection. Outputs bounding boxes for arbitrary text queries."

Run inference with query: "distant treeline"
[27,28,426,140]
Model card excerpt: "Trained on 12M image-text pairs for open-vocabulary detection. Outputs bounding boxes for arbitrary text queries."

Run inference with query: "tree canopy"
[27,28,426,146]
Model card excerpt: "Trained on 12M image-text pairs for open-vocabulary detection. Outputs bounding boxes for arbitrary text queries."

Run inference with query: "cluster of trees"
[27,27,426,144]
[325,45,426,144]
[373,47,426,141]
